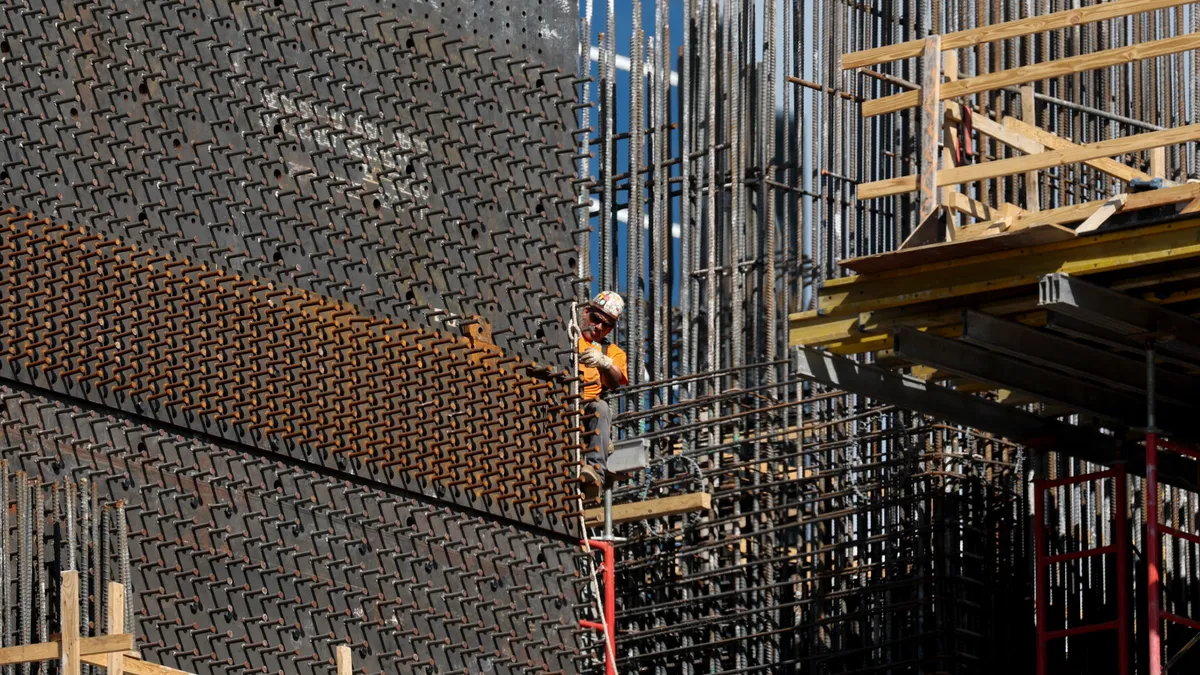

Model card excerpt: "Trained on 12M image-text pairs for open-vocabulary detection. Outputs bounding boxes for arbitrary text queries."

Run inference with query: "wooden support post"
[107,582,125,675]
[1020,85,1040,212]
[336,645,352,675]
[919,35,942,225]
[941,49,961,237]
[1151,146,1167,179]
[62,571,80,675]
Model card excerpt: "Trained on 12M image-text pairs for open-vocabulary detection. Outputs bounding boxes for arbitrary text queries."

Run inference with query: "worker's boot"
[578,465,604,500]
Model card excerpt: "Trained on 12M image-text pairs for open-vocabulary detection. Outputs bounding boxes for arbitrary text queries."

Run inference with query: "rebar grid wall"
[583,0,1200,381]
[608,373,1030,673]
[580,0,1200,672]
[0,450,135,673]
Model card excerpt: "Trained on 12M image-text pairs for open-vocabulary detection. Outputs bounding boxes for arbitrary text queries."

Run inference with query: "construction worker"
[577,291,628,498]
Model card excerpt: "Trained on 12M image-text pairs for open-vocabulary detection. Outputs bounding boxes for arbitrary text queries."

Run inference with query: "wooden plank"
[918,36,942,224]
[1002,117,1154,183]
[79,636,134,657]
[899,208,945,250]
[81,655,195,675]
[857,123,1200,200]
[863,33,1200,117]
[947,102,1045,154]
[0,632,134,666]
[0,643,60,666]
[946,191,1024,222]
[1075,194,1129,234]
[62,571,80,675]
[998,180,1200,231]
[1020,85,1040,212]
[336,645,352,675]
[583,493,712,526]
[107,582,125,675]
[841,0,1195,69]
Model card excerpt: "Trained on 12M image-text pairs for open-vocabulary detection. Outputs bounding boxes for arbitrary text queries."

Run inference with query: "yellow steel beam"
[789,216,1200,347]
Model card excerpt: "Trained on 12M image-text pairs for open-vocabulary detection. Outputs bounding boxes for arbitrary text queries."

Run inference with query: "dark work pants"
[582,399,611,471]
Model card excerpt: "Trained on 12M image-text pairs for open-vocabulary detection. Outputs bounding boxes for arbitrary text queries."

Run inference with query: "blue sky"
[575,0,814,305]
[577,0,687,302]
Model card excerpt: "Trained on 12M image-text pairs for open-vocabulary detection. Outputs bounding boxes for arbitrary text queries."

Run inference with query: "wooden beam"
[1001,116,1154,183]
[1006,181,1199,231]
[0,644,62,667]
[0,633,133,666]
[841,0,1195,70]
[107,582,125,675]
[1020,85,1040,212]
[863,33,1200,117]
[336,645,352,675]
[946,191,1024,223]
[62,571,80,675]
[789,316,862,346]
[583,493,712,526]
[81,655,195,675]
[919,36,942,224]
[857,123,1200,200]
[1075,194,1129,234]
[947,102,1045,154]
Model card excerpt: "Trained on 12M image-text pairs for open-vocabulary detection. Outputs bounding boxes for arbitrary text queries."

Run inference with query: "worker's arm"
[598,362,627,389]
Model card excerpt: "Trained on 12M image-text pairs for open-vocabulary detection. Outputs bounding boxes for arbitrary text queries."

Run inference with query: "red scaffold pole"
[580,539,616,675]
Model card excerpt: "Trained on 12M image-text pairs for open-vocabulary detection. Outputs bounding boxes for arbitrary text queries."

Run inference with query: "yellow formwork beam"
[788,215,1200,338]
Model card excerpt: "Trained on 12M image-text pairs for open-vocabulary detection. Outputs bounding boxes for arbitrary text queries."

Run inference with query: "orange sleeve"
[611,346,629,385]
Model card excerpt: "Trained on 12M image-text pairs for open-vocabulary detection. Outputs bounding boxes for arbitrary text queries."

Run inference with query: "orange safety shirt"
[578,337,628,401]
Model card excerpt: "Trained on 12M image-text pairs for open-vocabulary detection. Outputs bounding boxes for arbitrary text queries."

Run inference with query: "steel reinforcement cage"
[580,0,1200,672]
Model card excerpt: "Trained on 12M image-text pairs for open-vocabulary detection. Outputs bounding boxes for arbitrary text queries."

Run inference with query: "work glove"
[579,346,614,369]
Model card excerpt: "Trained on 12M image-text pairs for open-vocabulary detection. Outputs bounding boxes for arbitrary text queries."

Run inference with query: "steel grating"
[608,369,1032,674]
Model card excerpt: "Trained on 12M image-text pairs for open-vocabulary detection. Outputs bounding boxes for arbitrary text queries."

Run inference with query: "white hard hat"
[589,291,624,322]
